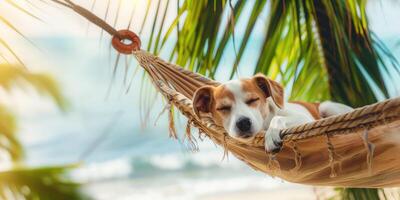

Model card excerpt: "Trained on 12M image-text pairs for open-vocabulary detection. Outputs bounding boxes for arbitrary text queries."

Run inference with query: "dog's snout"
[236,117,252,133]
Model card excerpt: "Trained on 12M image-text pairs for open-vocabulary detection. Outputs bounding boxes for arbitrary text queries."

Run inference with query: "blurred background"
[1,0,400,199]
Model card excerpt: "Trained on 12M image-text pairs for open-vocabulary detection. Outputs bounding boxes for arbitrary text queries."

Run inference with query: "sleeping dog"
[193,74,353,153]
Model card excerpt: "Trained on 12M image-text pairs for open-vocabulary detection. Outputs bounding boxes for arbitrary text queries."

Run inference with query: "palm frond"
[4,0,42,21]
[0,0,43,67]
[0,2,85,200]
[0,104,22,161]
[0,64,66,164]
[138,0,399,106]
[166,0,230,74]
[308,0,394,106]
[333,188,386,200]
[0,64,66,110]
[0,37,26,67]
[0,165,89,200]
[0,64,66,161]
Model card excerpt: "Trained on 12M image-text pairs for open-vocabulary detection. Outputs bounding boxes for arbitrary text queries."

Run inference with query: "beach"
[83,177,316,200]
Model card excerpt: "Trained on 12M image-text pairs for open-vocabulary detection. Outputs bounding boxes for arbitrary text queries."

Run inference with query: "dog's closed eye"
[217,105,231,112]
[246,98,259,105]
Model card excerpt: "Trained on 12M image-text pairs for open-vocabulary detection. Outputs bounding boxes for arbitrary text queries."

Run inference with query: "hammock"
[52,1,400,188]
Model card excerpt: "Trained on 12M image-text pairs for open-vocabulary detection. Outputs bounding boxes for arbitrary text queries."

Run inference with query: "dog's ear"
[193,86,214,118]
[253,73,284,109]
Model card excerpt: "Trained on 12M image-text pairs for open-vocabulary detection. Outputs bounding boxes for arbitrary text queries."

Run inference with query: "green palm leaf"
[0,64,66,110]
[0,0,42,67]
[0,165,89,200]
[140,0,399,106]
[0,2,85,200]
[0,64,67,162]
[333,188,386,200]
[0,104,22,161]
[0,63,68,164]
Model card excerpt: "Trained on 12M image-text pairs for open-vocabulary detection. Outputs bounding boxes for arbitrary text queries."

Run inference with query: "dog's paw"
[265,128,283,153]
[270,116,287,129]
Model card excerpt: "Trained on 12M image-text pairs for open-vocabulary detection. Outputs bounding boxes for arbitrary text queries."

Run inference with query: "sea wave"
[72,149,247,182]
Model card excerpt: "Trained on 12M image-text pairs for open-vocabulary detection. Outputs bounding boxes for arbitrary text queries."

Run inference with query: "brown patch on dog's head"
[240,78,269,118]
[192,85,236,127]
[241,79,267,105]
[193,86,214,118]
[252,73,284,108]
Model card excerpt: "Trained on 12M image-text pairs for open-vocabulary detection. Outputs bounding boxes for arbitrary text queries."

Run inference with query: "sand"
[200,186,317,200]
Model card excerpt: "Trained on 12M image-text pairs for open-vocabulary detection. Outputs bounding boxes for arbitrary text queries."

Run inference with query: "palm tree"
[136,0,400,199]
[0,1,87,199]
[0,64,89,199]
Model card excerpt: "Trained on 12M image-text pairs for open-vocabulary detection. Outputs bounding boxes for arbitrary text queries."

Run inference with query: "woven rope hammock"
[53,1,400,188]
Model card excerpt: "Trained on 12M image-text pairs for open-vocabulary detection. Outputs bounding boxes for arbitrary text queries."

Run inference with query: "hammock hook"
[112,30,141,54]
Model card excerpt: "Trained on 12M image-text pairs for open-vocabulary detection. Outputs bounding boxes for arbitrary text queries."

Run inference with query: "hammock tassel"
[168,105,178,139]
[198,129,207,141]
[290,141,302,173]
[221,135,230,161]
[154,103,170,126]
[327,134,338,178]
[360,128,375,174]
[267,153,281,176]
[185,120,198,151]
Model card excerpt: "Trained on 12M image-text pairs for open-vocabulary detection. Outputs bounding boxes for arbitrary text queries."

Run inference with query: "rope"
[281,97,400,141]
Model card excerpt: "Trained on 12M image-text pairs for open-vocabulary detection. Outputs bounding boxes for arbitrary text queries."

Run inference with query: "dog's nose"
[236,117,252,133]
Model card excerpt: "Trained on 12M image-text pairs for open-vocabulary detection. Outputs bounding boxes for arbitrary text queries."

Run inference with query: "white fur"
[218,80,353,153]
[223,80,264,139]
[319,101,354,118]
[264,100,354,152]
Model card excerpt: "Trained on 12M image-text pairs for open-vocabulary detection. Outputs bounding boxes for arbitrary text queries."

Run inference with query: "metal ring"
[111,30,141,54]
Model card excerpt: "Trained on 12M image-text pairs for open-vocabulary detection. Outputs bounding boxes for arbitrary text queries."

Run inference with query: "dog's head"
[193,74,284,140]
